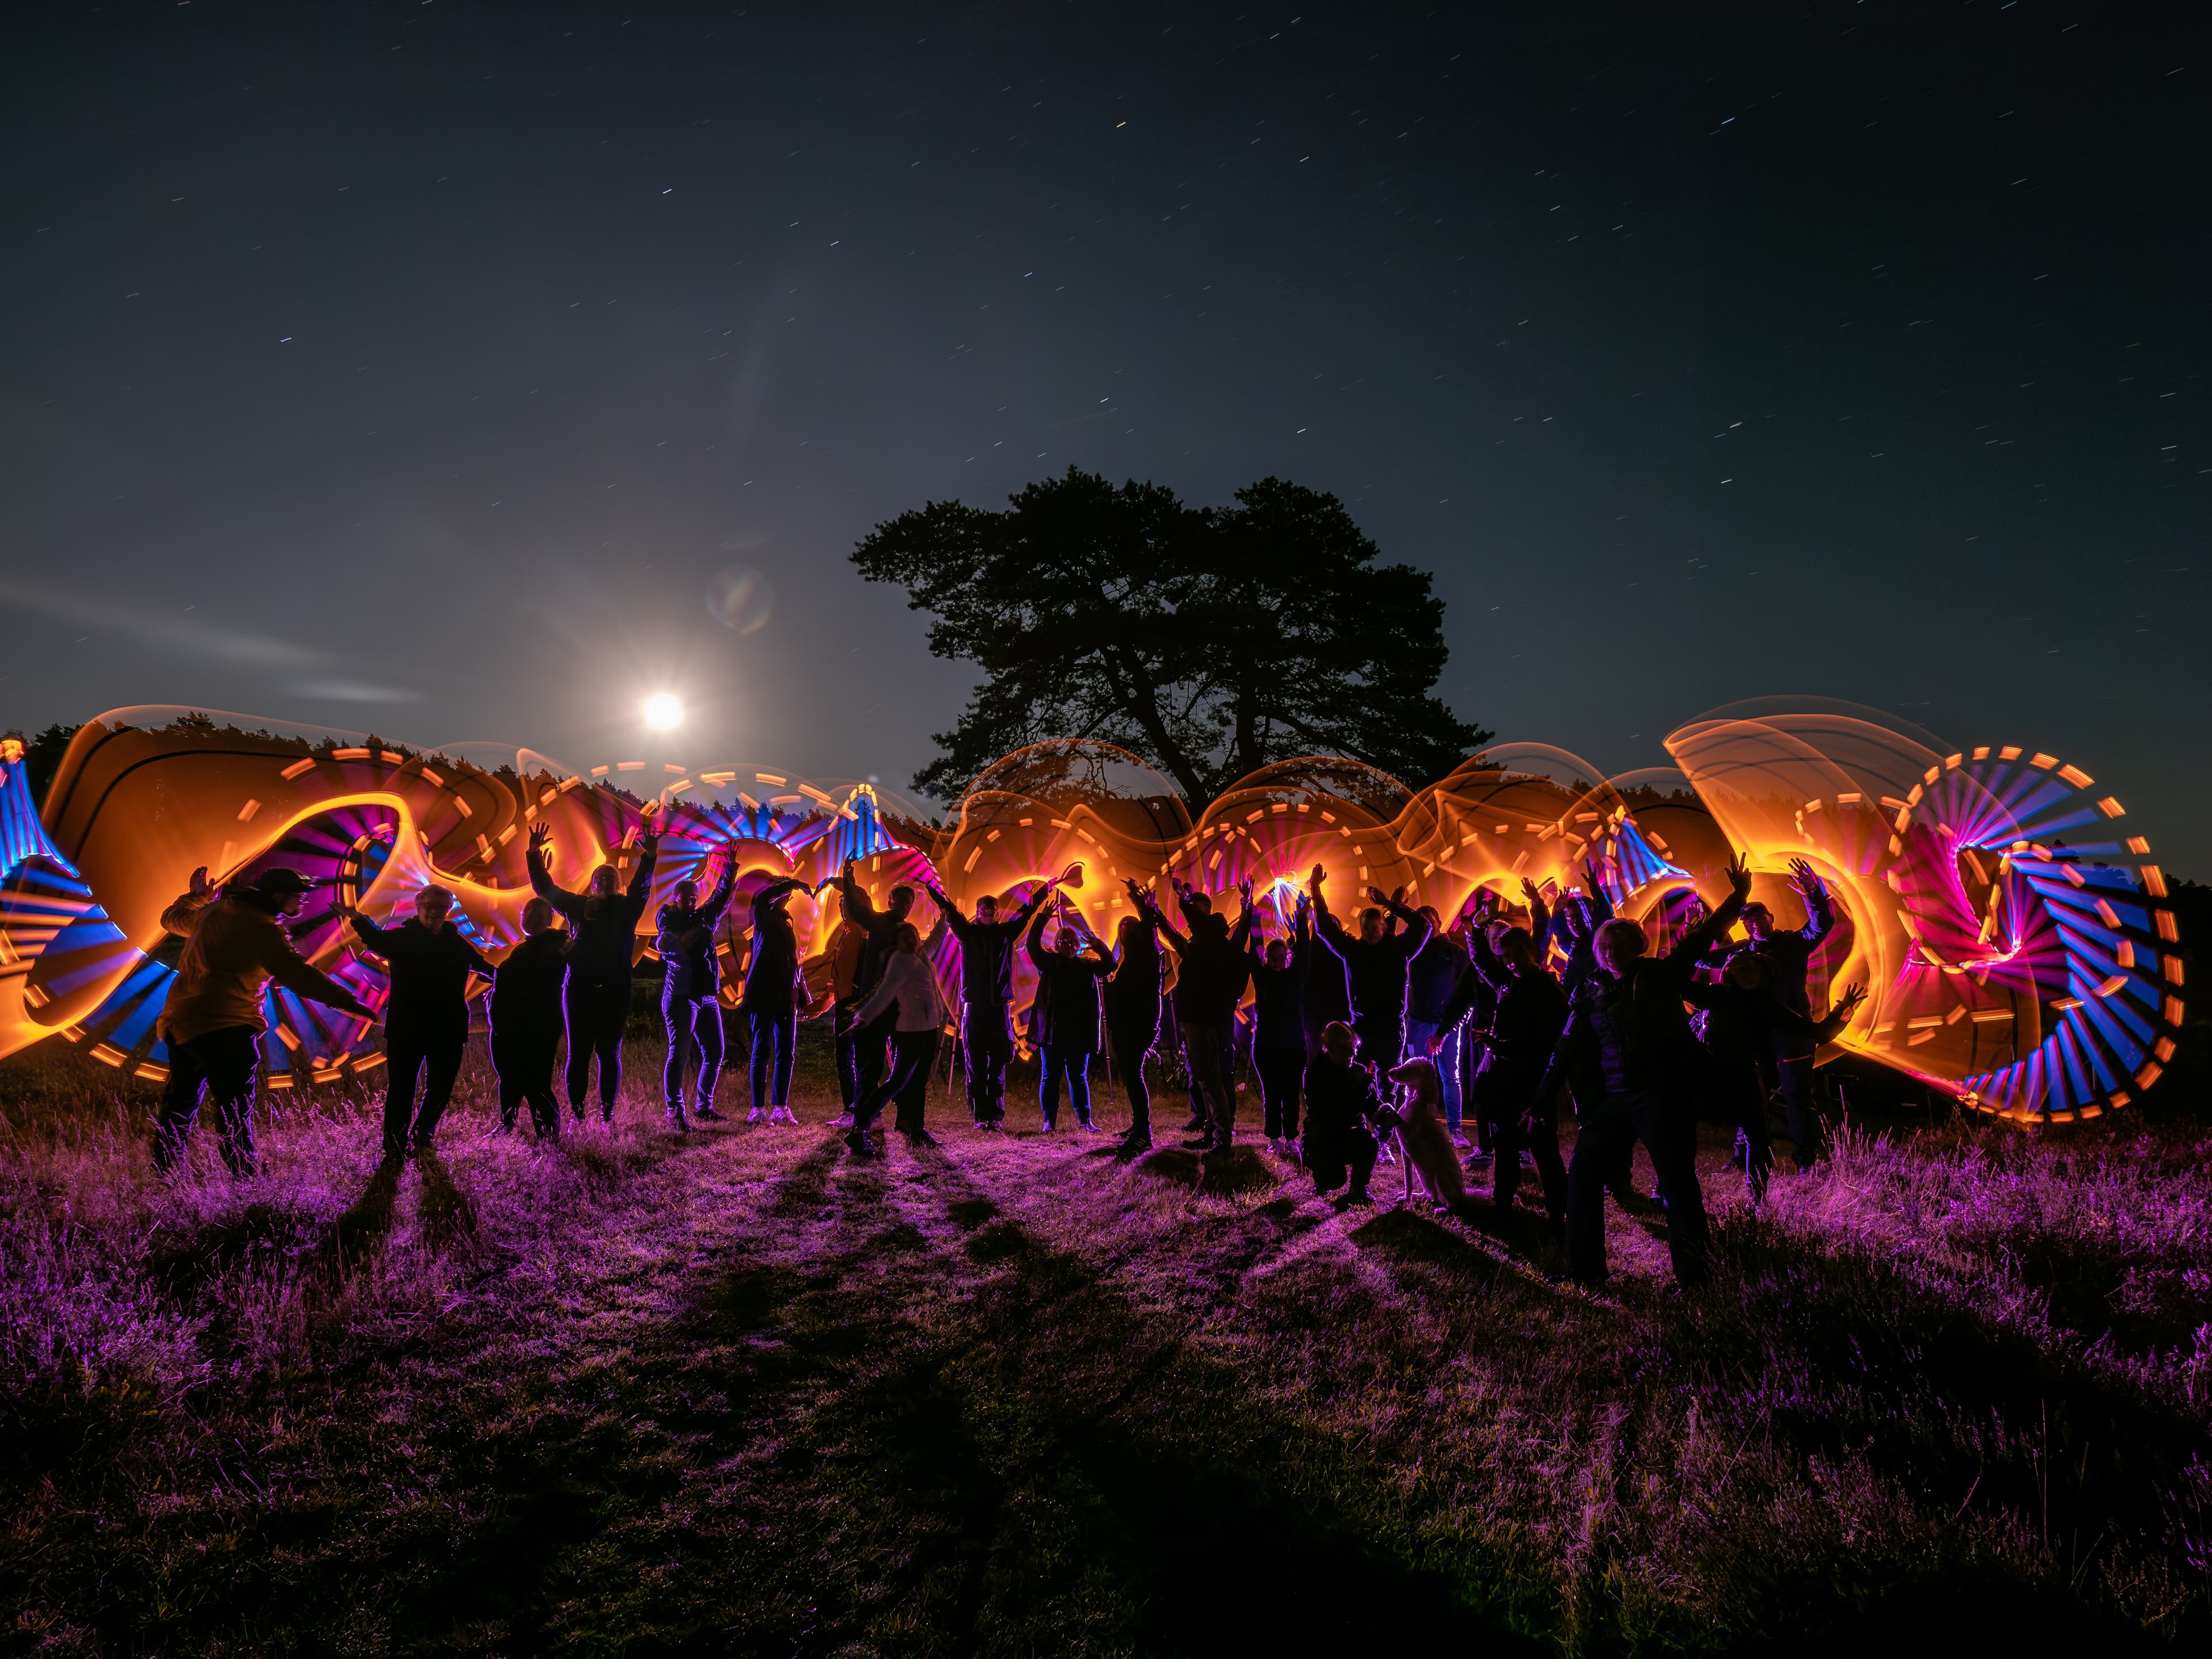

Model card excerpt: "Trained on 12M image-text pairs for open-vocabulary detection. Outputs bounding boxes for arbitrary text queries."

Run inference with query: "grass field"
[4,1025,2209,1656]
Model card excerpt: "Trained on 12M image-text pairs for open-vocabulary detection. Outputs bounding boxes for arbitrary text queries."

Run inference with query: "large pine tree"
[852,469,1489,806]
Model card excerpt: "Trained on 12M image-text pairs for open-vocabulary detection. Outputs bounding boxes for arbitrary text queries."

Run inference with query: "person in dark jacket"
[1027,897,1114,1131]
[489,896,569,1139]
[656,849,736,1131]
[1686,956,1865,1202]
[739,873,810,1122]
[1137,879,1254,1153]
[1309,866,1433,1069]
[1557,862,1615,997]
[1403,903,1471,1141]
[1302,1022,1389,1205]
[1246,898,1312,1150]
[338,884,494,1160]
[1107,887,1166,1152]
[922,876,1056,1130]
[836,858,918,1112]
[1437,920,1570,1219]
[527,820,660,1123]
[1538,856,1752,1289]
[1302,904,1354,1063]
[1702,858,1838,1168]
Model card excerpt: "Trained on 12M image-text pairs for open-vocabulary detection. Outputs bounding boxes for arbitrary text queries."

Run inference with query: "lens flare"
[643,694,683,731]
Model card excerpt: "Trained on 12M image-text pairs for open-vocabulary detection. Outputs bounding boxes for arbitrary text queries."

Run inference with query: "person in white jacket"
[846,922,947,1155]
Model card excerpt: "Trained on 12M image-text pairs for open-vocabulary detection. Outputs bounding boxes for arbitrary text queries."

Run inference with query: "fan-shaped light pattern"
[1,703,2180,1124]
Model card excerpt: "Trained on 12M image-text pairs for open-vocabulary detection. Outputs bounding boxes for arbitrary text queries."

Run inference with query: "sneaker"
[745,1105,766,1124]
[1118,1130,1153,1154]
[1449,1131,1472,1149]
[1076,1117,1101,1134]
[906,1128,941,1149]
[695,1104,727,1122]
[975,1120,1003,1133]
[1180,1134,1218,1152]
[1181,1113,1207,1132]
[767,1105,795,1124]
[1464,1148,1494,1166]
[844,1130,876,1158]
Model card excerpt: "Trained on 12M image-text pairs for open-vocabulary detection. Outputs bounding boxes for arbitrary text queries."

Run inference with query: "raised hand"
[1237,877,1255,910]
[1789,857,1824,897]
[1366,885,1389,906]
[188,865,213,899]
[1582,859,1605,896]
[1833,982,1869,1021]
[1309,863,1327,894]
[1390,885,1406,907]
[527,824,552,858]
[1520,876,1542,907]
[1725,854,1753,900]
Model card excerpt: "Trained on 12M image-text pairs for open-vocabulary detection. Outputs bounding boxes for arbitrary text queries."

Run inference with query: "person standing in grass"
[845,921,948,1156]
[1245,896,1312,1154]
[1308,867,1433,1071]
[153,866,380,1176]
[1134,878,1255,1154]
[527,818,661,1124]
[1540,857,1752,1291]
[655,847,736,1132]
[836,858,919,1117]
[337,884,494,1162]
[1685,957,1866,1205]
[921,875,1056,1132]
[739,873,812,1124]
[1702,858,1837,1169]
[1025,895,1114,1132]
[1302,1021,1388,1206]
[1105,882,1166,1153]
[1434,918,1570,1222]
[488,896,569,1141]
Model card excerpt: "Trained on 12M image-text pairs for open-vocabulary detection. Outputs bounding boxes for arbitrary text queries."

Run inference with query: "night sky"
[5,3,2207,865]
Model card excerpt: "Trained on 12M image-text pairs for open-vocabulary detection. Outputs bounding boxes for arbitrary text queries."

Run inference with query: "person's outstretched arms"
[1522,878,1552,956]
[1135,882,1190,955]
[256,927,378,1023]
[1791,858,1836,944]
[1583,860,1616,924]
[525,825,587,922]
[1025,899,1054,971]
[1368,886,1432,953]
[1309,865,1351,951]
[1781,982,1869,1045]
[332,905,393,956]
[1669,856,1753,966]
[1009,879,1056,935]
[699,851,737,929]
[622,819,661,908]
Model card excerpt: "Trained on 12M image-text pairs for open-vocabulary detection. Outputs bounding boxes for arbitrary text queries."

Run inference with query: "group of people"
[148,828,1865,1290]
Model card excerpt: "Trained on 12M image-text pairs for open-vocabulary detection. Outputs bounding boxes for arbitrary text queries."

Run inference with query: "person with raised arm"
[153,866,380,1176]
[654,847,736,1132]
[1557,860,1616,997]
[921,874,1056,1131]
[336,883,494,1161]
[1134,877,1255,1154]
[528,817,661,1124]
[1436,914,1570,1222]
[738,872,810,1123]
[1537,855,1754,1291]
[1702,858,1839,1169]
[1246,893,1312,1154]
[1025,894,1115,1132]
[1306,865,1433,1071]
[489,897,569,1141]
[1106,883,1166,1153]
[835,858,918,1113]
[844,921,948,1156]
[1687,959,1868,1205]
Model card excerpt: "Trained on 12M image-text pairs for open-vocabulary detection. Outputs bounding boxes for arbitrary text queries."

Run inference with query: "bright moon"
[643,694,683,731]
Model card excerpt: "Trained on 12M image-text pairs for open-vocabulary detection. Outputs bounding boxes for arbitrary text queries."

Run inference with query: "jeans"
[854,1028,939,1135]
[492,1025,560,1138]
[1108,1024,1155,1134]
[1771,1043,1821,1166]
[748,1009,796,1109]
[851,1009,897,1109]
[963,1005,1013,1123]
[1255,1046,1306,1138]
[152,1026,263,1175]
[1180,1020,1232,1143]
[1705,1049,1775,1201]
[563,976,631,1118]
[1039,1045,1093,1127]
[1565,1088,1710,1287]
[384,1037,465,1158]
[661,994,725,1114]
[1489,1069,1569,1219]
[832,997,861,1108]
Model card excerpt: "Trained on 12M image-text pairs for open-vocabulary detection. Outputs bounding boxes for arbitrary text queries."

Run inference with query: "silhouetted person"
[922,875,1054,1130]
[1703,857,1837,1169]
[656,848,735,1131]
[1308,866,1433,1069]
[1404,901,1471,1141]
[1247,897,1312,1152]
[1558,861,1615,997]
[846,920,946,1155]
[1138,878,1254,1153]
[1027,896,1113,1131]
[1540,857,1752,1290]
[338,883,493,1161]
[836,858,918,1112]
[739,874,810,1123]
[1107,884,1166,1152]
[527,819,661,1123]
[153,866,377,1176]
[1438,919,1569,1221]
[489,896,568,1139]
[1303,1021,1388,1206]
[1687,957,1866,1203]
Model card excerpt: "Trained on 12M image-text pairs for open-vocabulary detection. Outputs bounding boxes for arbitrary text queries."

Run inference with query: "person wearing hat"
[153,865,378,1176]
[335,883,494,1161]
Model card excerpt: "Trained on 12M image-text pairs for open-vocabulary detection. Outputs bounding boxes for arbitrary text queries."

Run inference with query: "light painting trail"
[0,700,2180,1125]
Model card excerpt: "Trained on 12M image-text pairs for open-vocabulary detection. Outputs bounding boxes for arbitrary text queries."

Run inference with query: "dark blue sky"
[5,2,2206,863]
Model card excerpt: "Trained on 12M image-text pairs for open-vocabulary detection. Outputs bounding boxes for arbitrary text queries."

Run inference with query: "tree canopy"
[851,469,1490,806]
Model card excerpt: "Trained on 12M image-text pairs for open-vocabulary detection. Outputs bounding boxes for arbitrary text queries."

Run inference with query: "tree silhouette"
[853,468,1490,806]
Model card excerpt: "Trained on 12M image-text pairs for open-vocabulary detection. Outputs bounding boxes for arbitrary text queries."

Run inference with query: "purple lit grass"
[3,1032,2208,1653]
